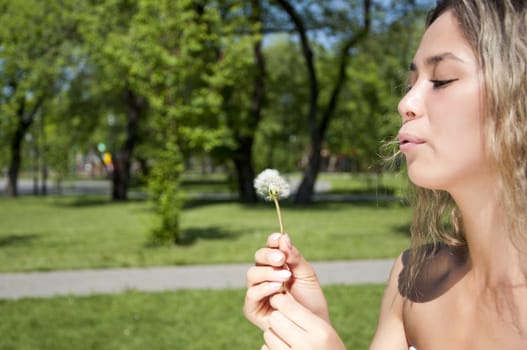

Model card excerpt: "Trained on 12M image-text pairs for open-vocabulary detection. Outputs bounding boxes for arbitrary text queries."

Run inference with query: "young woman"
[244,1,527,349]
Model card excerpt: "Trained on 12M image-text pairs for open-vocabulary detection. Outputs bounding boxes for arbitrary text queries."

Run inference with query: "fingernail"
[284,234,292,250]
[267,282,282,290]
[270,252,283,263]
[276,270,291,279]
[270,233,281,241]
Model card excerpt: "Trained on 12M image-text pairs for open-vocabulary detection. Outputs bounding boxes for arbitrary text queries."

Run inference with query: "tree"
[219,0,267,203]
[117,0,250,242]
[79,0,150,201]
[325,3,427,174]
[269,0,430,203]
[273,0,372,204]
[0,0,79,196]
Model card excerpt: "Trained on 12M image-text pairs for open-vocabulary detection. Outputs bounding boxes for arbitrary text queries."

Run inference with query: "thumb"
[279,234,318,282]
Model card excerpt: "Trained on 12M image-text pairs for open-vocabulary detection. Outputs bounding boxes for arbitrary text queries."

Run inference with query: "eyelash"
[404,78,458,93]
[405,78,457,92]
[430,79,457,89]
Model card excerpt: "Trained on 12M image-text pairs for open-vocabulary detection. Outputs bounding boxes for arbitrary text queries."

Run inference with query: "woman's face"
[398,10,491,193]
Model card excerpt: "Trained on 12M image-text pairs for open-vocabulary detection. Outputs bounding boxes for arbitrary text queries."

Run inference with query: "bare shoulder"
[399,246,527,349]
[369,246,469,350]
[399,244,469,303]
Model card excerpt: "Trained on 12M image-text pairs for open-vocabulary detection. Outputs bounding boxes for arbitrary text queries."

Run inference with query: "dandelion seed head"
[254,168,290,201]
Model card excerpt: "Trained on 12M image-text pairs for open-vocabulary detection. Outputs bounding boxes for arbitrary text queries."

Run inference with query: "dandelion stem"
[273,197,285,235]
[272,196,288,293]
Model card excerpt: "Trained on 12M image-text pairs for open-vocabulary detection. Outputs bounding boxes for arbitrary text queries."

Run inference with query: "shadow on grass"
[182,178,230,186]
[178,227,237,245]
[52,195,147,208]
[328,186,397,196]
[392,223,411,237]
[147,226,238,247]
[275,200,407,212]
[0,233,39,247]
[183,198,238,210]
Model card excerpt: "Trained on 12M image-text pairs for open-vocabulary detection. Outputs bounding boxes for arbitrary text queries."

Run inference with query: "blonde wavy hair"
[402,0,527,295]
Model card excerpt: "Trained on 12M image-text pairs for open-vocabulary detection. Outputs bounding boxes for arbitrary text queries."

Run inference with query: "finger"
[270,292,327,332]
[245,281,283,307]
[263,326,291,350]
[244,281,283,330]
[278,235,319,282]
[266,232,283,248]
[247,266,292,288]
[268,310,307,347]
[254,248,286,267]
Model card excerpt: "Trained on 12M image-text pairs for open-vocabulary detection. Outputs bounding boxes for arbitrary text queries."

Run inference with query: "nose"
[398,85,424,123]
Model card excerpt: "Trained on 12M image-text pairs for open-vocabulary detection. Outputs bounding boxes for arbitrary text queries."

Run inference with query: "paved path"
[0,259,394,300]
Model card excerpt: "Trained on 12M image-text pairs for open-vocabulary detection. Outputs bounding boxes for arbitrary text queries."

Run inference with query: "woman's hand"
[244,233,330,331]
[262,292,346,350]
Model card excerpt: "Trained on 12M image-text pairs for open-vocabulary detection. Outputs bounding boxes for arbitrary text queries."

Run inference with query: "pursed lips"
[398,132,425,151]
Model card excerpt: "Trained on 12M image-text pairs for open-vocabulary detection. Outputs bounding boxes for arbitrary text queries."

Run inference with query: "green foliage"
[0,0,80,170]
[324,10,425,172]
[41,118,72,183]
[124,0,267,238]
[255,37,310,171]
[252,1,430,174]
[147,144,185,244]
[133,1,223,243]
[77,0,253,241]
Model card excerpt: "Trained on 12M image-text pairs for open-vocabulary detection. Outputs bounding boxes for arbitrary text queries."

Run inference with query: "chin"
[407,170,446,191]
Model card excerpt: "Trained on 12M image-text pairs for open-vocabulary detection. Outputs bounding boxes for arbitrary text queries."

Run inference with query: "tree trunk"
[40,111,47,195]
[232,0,265,204]
[6,123,28,197]
[233,138,258,203]
[295,134,323,203]
[111,151,129,200]
[32,124,40,195]
[111,88,144,201]
[6,96,42,197]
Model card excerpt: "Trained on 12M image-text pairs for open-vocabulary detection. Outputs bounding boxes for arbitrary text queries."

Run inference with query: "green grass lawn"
[0,195,410,272]
[0,284,384,350]
[0,194,411,272]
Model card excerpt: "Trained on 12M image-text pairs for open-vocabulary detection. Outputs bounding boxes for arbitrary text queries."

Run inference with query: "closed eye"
[430,79,458,89]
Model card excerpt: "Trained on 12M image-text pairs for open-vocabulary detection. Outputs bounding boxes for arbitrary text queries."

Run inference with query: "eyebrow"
[409,52,466,71]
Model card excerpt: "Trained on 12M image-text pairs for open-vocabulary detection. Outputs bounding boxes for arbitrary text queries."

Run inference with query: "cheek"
[429,83,484,146]
[432,107,486,170]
